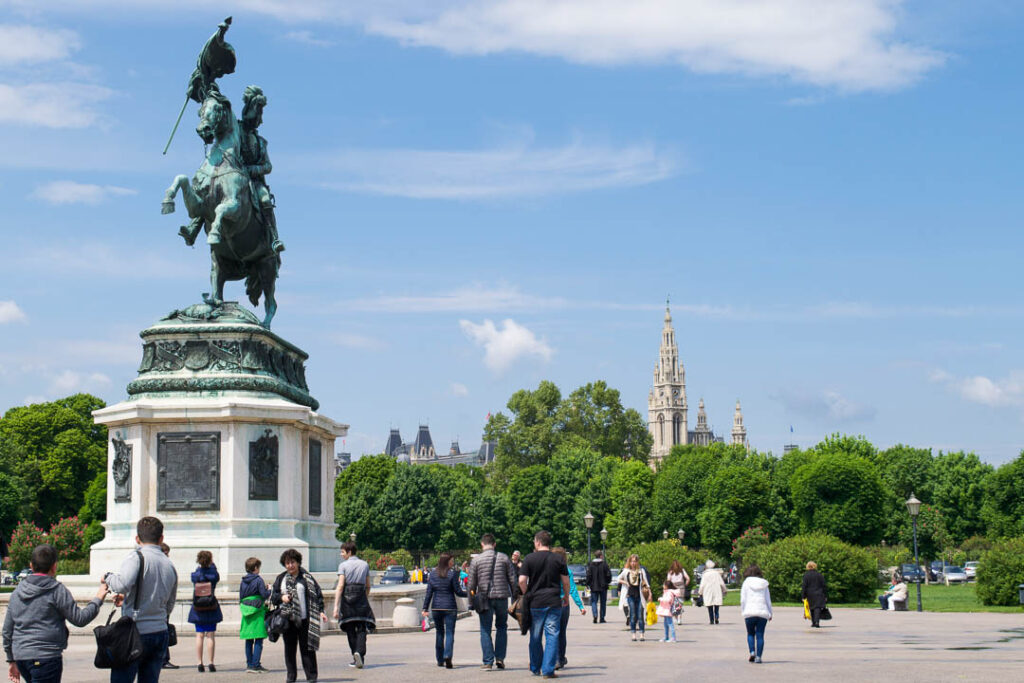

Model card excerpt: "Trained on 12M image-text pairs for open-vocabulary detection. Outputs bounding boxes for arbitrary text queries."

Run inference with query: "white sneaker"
[354,653,364,669]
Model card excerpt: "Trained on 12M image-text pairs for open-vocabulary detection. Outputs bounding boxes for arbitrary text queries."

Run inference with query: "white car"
[964,561,979,581]
[943,566,968,585]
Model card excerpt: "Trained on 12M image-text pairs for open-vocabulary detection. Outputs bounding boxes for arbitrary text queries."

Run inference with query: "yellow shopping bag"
[803,598,811,620]
[646,601,658,626]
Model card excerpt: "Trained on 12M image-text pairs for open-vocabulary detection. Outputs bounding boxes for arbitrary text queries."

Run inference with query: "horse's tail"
[246,254,280,307]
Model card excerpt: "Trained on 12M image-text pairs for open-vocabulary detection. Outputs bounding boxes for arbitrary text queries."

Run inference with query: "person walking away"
[740,565,772,663]
[616,555,651,641]
[801,561,828,627]
[519,531,570,679]
[103,516,178,683]
[550,548,585,671]
[666,561,690,626]
[238,558,271,673]
[188,551,222,672]
[332,542,375,670]
[467,534,516,671]
[510,551,523,599]
[422,553,466,669]
[698,560,726,625]
[585,551,612,624]
[459,562,470,593]
[158,544,178,671]
[655,580,679,643]
[271,549,326,683]
[3,544,108,683]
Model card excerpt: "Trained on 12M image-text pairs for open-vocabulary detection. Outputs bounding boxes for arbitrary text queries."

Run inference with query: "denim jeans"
[557,603,570,664]
[110,630,168,683]
[16,657,62,683]
[590,590,607,622]
[432,610,457,663]
[707,605,720,623]
[244,638,264,668]
[745,616,767,657]
[477,598,508,665]
[662,617,676,641]
[528,606,561,676]
[627,595,644,633]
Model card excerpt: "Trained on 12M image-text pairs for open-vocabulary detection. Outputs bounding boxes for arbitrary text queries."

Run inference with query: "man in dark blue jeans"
[468,534,517,670]
[104,517,178,683]
[518,531,570,679]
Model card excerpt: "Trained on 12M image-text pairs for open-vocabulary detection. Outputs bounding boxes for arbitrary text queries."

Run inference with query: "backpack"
[193,579,218,610]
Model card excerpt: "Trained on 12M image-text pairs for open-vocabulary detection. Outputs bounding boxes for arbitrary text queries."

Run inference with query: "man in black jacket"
[585,551,612,624]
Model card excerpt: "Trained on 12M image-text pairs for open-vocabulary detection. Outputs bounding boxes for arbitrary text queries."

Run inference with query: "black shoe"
[208,664,216,673]
[543,675,558,680]
[198,665,205,673]
[749,654,756,663]
[599,619,607,623]
[437,661,444,668]
[715,619,719,624]
[444,658,453,669]
[496,660,505,670]
[163,663,179,670]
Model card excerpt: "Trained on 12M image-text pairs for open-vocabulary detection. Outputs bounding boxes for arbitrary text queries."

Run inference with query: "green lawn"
[718,582,1023,613]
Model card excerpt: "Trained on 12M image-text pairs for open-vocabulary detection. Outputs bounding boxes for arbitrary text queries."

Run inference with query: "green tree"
[373,465,446,551]
[651,445,722,548]
[78,471,107,548]
[334,454,397,546]
[896,503,950,561]
[606,460,655,547]
[790,453,885,545]
[980,452,1024,539]
[875,444,934,542]
[0,394,107,528]
[556,381,651,462]
[697,464,771,556]
[503,465,554,552]
[931,451,992,544]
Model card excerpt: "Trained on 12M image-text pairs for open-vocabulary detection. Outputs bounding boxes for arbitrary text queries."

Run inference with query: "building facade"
[648,304,748,462]
[383,425,496,467]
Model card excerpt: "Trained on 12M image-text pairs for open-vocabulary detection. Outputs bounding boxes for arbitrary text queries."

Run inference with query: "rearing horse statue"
[162,93,279,328]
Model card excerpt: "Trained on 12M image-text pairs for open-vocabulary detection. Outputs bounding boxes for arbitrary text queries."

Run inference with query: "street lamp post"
[350,532,357,544]
[600,528,608,558]
[677,529,685,547]
[662,529,669,540]
[906,494,923,612]
[584,512,595,565]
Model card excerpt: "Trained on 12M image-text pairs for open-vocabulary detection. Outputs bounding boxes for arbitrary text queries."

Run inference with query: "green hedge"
[975,537,1024,606]
[745,533,877,602]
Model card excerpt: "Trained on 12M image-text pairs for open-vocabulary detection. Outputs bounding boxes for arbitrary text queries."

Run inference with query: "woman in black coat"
[801,561,828,628]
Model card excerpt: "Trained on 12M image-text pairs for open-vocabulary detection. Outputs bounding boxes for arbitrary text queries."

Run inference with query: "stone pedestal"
[89,303,345,581]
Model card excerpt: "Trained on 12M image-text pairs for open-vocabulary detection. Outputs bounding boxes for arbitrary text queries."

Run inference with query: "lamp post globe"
[349,532,356,543]
[663,529,669,540]
[600,528,608,556]
[906,493,923,612]
[677,529,685,543]
[584,512,594,564]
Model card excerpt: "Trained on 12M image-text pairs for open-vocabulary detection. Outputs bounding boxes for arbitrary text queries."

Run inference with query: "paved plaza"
[59,607,1022,682]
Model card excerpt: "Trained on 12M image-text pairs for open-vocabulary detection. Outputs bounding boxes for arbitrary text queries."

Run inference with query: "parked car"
[964,561,979,581]
[568,564,587,586]
[379,565,410,585]
[900,563,926,583]
[943,566,968,585]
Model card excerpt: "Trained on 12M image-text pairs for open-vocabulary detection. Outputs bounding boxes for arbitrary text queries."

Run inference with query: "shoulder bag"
[94,550,146,669]
[473,552,498,614]
[192,578,217,610]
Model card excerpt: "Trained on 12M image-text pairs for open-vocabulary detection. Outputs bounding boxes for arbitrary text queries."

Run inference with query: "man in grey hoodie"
[3,544,108,683]
[103,517,178,683]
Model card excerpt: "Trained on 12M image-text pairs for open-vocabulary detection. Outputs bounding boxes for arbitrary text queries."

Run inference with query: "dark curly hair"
[280,548,303,567]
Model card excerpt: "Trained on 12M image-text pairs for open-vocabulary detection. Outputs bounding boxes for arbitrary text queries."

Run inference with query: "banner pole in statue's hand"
[162,96,190,155]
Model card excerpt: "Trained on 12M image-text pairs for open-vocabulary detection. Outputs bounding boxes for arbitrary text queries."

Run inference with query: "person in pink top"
[655,580,680,643]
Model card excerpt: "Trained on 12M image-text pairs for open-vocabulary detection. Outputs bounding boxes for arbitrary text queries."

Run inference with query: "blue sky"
[1,1,1022,463]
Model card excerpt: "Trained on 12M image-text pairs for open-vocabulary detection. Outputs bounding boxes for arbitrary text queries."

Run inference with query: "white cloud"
[459,318,553,372]
[0,300,26,323]
[330,332,384,351]
[350,284,568,313]
[774,388,876,423]
[283,30,334,47]
[48,369,111,395]
[365,0,943,92]
[933,369,1024,408]
[313,136,676,199]
[0,82,113,128]
[30,180,136,204]
[450,382,470,397]
[0,25,80,65]
[15,243,192,279]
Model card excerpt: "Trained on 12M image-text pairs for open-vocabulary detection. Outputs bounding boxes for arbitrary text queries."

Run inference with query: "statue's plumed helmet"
[243,85,266,110]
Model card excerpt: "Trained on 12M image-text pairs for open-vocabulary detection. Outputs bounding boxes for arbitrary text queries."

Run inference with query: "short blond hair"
[806,561,817,570]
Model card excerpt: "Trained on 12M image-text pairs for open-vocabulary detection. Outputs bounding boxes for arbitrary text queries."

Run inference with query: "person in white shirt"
[739,565,772,664]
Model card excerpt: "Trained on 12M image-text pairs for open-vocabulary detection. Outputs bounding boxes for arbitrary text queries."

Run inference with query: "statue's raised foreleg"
[208,195,241,246]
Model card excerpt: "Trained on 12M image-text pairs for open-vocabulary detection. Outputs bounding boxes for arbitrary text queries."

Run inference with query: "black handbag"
[820,606,833,621]
[94,551,145,669]
[167,623,177,647]
[473,552,499,614]
[264,609,289,643]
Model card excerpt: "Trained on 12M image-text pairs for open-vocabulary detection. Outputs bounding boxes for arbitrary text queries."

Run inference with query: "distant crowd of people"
[1,518,835,682]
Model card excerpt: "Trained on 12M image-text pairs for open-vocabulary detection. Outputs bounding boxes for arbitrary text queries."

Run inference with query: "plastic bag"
[645,601,658,626]
[803,599,810,620]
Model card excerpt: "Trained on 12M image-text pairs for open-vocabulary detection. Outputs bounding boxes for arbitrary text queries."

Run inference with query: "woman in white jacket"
[739,565,772,664]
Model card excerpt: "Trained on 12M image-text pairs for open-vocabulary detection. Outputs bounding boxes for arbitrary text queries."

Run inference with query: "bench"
[893,599,908,612]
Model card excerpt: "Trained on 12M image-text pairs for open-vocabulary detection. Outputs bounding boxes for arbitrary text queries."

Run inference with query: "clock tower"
[648,302,687,462]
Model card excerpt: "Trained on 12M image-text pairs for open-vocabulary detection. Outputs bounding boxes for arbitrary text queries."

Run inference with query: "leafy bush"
[389,549,414,570]
[731,526,770,566]
[84,520,105,549]
[630,539,710,592]
[745,533,877,603]
[57,559,90,575]
[975,537,1024,606]
[959,536,992,560]
[48,516,87,560]
[7,521,45,570]
[359,548,382,570]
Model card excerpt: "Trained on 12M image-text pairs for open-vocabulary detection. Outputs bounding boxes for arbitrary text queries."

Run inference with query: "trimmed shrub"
[57,559,90,575]
[745,533,877,603]
[630,540,712,592]
[390,548,414,570]
[731,526,770,567]
[975,537,1024,606]
[7,521,45,571]
[48,516,87,560]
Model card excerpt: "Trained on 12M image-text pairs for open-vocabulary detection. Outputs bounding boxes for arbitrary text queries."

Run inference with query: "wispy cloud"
[774,388,876,423]
[0,82,113,128]
[48,369,111,395]
[460,318,553,373]
[283,30,334,47]
[349,284,569,313]
[0,24,80,65]
[450,382,470,397]
[30,180,136,204]
[312,136,677,199]
[931,368,1024,408]
[0,300,27,324]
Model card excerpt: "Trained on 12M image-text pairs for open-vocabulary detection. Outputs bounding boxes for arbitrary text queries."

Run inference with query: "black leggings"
[282,620,317,682]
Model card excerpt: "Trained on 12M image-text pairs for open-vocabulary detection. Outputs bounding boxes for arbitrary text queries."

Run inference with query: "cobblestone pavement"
[58,607,1023,682]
